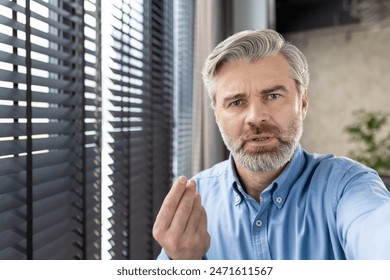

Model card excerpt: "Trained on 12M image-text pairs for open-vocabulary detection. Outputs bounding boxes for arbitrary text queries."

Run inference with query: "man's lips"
[244,134,275,141]
[250,137,272,141]
[238,135,277,149]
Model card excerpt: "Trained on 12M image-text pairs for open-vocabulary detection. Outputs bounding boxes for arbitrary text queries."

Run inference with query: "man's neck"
[234,161,287,203]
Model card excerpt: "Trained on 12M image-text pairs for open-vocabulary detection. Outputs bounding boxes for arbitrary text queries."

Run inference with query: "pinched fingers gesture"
[153,176,210,259]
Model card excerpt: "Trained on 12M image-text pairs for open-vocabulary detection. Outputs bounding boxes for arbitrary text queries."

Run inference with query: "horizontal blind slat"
[0,122,80,138]
[0,88,82,106]
[0,105,81,120]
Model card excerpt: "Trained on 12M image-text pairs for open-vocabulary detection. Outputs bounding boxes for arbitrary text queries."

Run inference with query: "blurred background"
[0,0,389,260]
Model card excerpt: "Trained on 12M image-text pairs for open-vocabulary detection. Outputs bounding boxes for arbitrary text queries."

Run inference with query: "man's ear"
[301,89,309,120]
[214,106,219,123]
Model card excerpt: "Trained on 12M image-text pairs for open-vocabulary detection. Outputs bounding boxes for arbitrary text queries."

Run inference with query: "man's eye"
[230,100,242,107]
[267,93,280,100]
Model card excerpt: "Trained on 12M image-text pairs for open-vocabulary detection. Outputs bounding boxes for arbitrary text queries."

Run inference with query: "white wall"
[286,24,390,156]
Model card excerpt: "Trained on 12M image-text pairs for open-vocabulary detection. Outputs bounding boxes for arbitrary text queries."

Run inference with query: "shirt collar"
[227,154,251,204]
[227,144,306,208]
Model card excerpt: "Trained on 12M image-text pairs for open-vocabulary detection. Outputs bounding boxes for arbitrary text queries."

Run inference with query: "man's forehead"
[215,56,292,87]
[216,54,290,76]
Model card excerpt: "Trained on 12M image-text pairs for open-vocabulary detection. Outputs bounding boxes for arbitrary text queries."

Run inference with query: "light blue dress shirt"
[158,144,390,259]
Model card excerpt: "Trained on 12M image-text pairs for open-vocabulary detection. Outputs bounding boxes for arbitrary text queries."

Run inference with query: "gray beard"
[217,118,303,173]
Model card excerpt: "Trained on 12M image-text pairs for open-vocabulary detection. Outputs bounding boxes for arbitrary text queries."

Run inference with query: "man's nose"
[245,102,270,127]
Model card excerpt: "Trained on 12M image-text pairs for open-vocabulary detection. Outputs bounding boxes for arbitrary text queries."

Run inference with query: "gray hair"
[202,29,309,108]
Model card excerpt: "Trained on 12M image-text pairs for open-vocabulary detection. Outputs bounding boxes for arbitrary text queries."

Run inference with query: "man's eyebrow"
[260,85,288,94]
[222,93,246,104]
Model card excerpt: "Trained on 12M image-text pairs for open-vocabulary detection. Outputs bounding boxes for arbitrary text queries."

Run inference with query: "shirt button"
[234,195,241,205]
[276,196,283,204]
[255,220,263,227]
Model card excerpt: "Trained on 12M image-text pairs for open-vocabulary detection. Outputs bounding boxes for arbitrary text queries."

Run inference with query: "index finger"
[154,176,188,230]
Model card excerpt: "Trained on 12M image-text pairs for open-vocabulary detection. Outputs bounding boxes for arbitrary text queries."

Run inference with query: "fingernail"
[188,179,196,186]
[179,176,187,183]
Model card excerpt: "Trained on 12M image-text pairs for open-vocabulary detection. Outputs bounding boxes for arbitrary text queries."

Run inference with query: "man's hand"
[153,176,210,259]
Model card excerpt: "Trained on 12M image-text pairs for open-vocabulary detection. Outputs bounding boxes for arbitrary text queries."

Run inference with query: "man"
[153,29,390,260]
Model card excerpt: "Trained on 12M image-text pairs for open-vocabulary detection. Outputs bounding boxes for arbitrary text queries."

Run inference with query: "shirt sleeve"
[156,248,170,260]
[156,249,208,260]
[336,165,390,259]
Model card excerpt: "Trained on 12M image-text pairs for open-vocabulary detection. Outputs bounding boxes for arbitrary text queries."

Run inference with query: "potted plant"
[345,109,390,190]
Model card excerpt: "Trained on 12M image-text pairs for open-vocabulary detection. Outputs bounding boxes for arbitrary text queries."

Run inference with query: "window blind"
[173,0,195,179]
[107,0,174,260]
[0,0,101,259]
